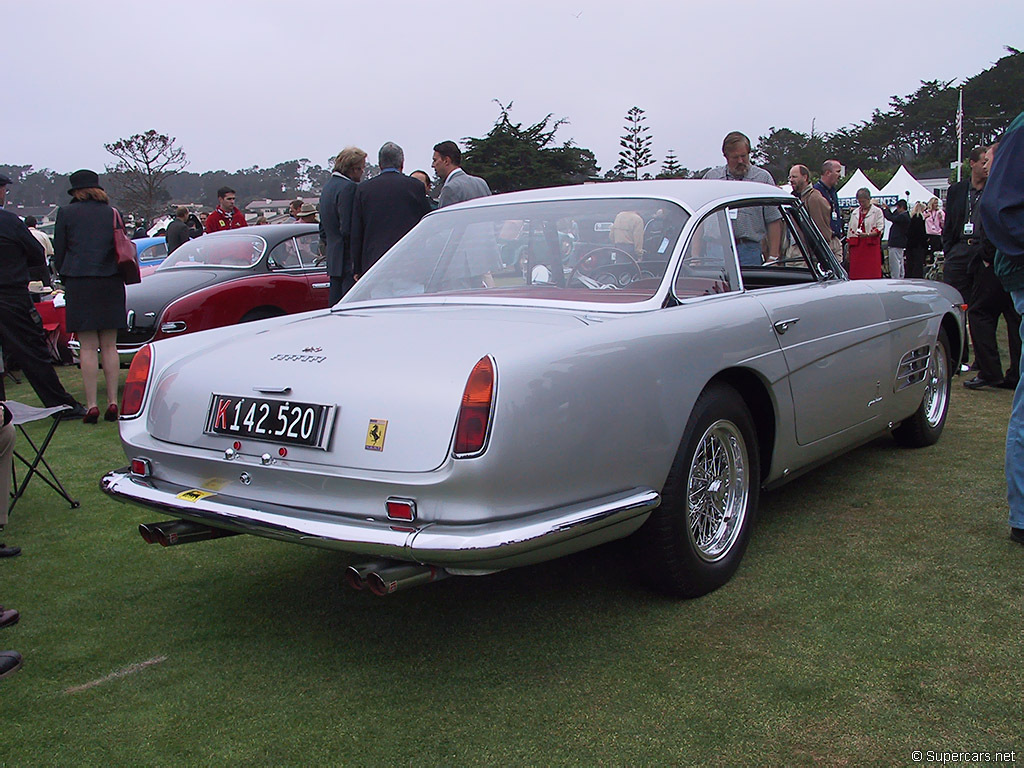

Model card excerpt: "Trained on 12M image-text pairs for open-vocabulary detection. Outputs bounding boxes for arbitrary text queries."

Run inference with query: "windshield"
[344,198,689,304]
[158,233,267,270]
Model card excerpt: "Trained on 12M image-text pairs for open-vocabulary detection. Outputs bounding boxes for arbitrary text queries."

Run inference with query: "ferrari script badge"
[365,419,388,451]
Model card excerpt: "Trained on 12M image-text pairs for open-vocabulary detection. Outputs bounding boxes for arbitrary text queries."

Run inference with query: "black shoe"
[1011,527,1024,545]
[58,403,88,420]
[0,608,18,629]
[0,650,22,679]
[0,543,21,558]
[963,376,1004,390]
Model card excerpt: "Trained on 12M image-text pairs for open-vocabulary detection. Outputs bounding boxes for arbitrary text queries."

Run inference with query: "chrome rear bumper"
[101,469,661,570]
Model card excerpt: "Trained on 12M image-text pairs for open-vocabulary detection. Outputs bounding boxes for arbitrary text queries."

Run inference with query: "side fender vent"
[894,345,931,391]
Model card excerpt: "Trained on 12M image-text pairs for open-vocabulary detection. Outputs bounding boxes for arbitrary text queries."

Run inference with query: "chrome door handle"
[312,282,331,289]
[773,317,800,335]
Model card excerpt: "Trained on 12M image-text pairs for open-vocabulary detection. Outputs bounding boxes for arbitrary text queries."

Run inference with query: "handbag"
[112,209,141,285]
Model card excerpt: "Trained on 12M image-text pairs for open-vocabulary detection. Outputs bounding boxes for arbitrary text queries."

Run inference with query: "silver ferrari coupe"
[102,180,964,598]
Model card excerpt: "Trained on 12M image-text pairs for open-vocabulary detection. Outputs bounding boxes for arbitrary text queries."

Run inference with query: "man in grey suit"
[318,146,367,303]
[431,141,500,287]
[432,141,491,208]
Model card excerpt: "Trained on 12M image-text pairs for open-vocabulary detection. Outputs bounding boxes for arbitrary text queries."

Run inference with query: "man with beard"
[703,131,781,266]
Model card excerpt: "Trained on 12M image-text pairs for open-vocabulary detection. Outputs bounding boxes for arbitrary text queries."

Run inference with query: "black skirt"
[63,276,127,332]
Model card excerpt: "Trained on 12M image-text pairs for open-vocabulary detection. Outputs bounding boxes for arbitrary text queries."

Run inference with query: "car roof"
[199,223,319,243]
[444,179,792,215]
[132,236,166,246]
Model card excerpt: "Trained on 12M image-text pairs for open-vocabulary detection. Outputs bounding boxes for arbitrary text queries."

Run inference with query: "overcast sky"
[7,0,1021,179]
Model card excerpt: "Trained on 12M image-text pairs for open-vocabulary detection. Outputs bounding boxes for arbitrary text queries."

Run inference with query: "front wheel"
[892,328,952,447]
[635,383,760,598]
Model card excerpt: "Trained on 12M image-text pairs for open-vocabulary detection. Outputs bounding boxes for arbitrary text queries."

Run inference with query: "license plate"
[205,394,335,449]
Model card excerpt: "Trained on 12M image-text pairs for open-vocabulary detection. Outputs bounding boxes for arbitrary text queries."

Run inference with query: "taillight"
[454,356,495,457]
[121,344,152,417]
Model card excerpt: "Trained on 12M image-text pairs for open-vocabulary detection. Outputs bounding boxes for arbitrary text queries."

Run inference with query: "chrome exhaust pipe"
[344,560,393,591]
[366,564,449,596]
[138,520,240,547]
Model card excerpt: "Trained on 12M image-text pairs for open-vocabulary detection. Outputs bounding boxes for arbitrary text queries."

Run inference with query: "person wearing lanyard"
[942,146,990,367]
[702,131,782,267]
[813,159,845,262]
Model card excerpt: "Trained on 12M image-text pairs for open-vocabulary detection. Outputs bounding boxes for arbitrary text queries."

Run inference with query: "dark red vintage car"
[117,224,329,362]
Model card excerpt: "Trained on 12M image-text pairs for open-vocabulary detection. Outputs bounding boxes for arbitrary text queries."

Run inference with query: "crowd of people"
[1,118,1023,679]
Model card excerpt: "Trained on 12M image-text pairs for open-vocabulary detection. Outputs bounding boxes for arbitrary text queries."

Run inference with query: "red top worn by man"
[204,186,247,233]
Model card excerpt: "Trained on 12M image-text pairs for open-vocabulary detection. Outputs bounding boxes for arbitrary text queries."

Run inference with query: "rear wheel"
[636,383,760,598]
[892,328,952,447]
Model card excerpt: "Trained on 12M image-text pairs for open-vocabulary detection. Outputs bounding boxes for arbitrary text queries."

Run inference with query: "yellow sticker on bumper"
[176,489,216,503]
[365,419,387,451]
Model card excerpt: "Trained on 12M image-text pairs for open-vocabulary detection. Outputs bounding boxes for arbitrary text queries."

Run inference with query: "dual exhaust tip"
[345,561,448,596]
[139,520,239,547]
[139,520,448,597]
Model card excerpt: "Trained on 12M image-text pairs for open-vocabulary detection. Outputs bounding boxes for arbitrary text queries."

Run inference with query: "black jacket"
[165,219,190,254]
[907,214,928,250]
[0,208,45,288]
[53,199,118,277]
[351,170,432,275]
[318,173,358,278]
[882,208,910,248]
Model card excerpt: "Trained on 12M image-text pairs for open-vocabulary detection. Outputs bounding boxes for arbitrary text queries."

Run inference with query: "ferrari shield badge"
[176,488,216,503]
[365,419,388,451]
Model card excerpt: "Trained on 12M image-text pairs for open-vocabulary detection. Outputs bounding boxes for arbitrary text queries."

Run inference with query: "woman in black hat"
[52,169,127,424]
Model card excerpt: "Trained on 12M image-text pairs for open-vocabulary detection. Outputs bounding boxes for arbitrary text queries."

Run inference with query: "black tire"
[636,382,760,598]
[892,328,952,448]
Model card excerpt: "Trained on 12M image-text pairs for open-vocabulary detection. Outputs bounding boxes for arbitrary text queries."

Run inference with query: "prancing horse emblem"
[365,419,388,451]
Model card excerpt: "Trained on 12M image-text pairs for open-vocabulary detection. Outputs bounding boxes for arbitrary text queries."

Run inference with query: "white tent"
[878,165,936,207]
[837,169,880,205]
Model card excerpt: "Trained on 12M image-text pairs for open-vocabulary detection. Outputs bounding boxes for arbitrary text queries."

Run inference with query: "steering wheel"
[568,247,642,289]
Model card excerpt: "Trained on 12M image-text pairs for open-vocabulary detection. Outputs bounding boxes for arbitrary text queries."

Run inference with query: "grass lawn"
[0,363,1021,766]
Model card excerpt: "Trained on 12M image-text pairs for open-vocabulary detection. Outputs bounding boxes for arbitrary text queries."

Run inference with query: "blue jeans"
[1007,290,1024,529]
[736,240,763,267]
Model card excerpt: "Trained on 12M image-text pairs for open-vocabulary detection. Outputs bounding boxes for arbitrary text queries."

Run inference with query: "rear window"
[159,234,267,270]
[345,198,689,305]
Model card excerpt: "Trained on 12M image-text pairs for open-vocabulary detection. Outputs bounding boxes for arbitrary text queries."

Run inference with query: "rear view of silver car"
[102,181,963,598]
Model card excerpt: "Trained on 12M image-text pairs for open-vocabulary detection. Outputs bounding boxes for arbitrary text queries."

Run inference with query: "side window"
[267,238,301,269]
[674,209,738,298]
[295,233,323,267]
[727,203,784,268]
[783,206,836,276]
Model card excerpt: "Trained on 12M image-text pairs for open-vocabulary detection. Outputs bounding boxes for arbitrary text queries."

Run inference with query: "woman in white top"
[847,188,884,279]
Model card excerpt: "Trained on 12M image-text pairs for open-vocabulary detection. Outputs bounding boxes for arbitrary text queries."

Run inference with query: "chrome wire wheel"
[686,419,750,562]
[923,339,949,428]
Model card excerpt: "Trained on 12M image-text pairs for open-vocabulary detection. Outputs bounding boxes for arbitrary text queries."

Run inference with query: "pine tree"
[658,150,686,179]
[617,106,653,181]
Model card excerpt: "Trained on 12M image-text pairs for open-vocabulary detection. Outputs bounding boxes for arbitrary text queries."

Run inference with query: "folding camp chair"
[7,401,79,514]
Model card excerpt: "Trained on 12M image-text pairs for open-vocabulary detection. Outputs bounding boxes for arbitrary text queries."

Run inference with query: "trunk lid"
[146,305,587,472]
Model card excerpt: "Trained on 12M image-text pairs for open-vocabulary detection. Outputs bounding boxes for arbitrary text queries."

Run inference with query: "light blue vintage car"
[102,181,964,598]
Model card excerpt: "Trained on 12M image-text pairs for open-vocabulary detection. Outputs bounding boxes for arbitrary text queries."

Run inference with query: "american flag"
[956,87,963,148]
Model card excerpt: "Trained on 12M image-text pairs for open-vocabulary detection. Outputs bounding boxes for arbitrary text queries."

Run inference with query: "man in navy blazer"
[351,143,432,277]
[318,147,366,303]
